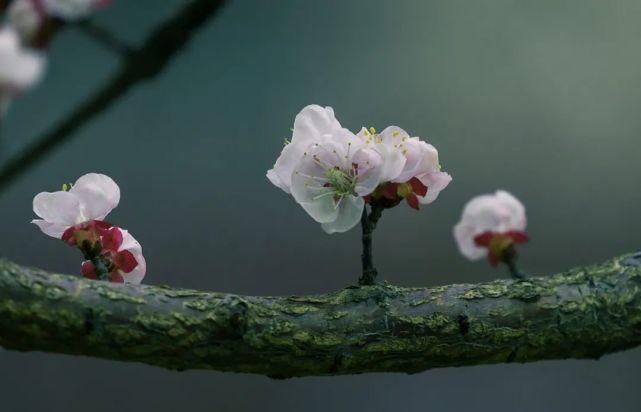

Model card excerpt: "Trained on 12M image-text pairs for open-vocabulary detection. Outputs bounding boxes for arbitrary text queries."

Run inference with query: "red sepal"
[409,177,428,197]
[473,231,495,247]
[81,261,97,279]
[101,227,123,252]
[382,183,399,200]
[62,227,77,245]
[488,251,500,267]
[406,193,420,210]
[109,271,124,283]
[113,250,138,273]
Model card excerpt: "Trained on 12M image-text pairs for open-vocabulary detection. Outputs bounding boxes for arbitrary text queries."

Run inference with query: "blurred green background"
[1,0,641,410]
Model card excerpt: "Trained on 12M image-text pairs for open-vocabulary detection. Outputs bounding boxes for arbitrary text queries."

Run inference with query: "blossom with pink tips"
[453,190,528,266]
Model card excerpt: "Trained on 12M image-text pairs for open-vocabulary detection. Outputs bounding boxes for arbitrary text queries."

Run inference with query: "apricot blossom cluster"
[267,105,452,234]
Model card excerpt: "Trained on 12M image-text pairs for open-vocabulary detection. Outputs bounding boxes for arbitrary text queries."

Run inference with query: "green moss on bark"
[1,252,641,377]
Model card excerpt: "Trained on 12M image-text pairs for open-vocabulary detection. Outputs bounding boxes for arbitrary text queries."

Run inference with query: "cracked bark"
[1,251,641,378]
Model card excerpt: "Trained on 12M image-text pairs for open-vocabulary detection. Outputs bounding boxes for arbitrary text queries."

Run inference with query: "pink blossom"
[453,190,528,265]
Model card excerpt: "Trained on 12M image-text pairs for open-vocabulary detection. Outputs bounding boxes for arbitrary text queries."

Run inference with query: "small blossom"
[453,190,528,266]
[267,104,349,194]
[32,173,120,238]
[358,126,451,209]
[32,173,146,283]
[0,27,45,115]
[291,132,383,234]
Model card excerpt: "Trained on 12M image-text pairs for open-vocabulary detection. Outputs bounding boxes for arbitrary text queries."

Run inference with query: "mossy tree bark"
[1,252,641,378]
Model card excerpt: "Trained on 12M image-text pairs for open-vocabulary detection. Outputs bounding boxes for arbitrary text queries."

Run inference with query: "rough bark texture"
[1,252,641,378]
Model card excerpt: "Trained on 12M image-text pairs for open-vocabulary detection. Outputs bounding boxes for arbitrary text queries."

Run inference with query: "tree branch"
[0,0,228,194]
[1,251,641,378]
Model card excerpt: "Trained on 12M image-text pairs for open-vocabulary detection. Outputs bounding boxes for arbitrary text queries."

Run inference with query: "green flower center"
[325,167,356,196]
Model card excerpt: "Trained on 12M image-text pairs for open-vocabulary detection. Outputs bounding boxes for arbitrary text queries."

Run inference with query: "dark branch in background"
[73,20,134,56]
[0,0,228,194]
[1,252,641,378]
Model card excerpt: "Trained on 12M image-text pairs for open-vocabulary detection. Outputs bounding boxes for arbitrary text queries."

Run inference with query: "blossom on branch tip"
[0,27,45,115]
[453,190,528,266]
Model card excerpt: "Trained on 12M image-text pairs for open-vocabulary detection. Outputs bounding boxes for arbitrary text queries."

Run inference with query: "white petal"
[0,27,46,89]
[352,147,384,196]
[33,191,82,225]
[119,230,146,284]
[31,219,69,239]
[267,140,307,194]
[495,190,527,231]
[394,140,440,183]
[70,173,120,221]
[321,196,364,234]
[453,222,486,260]
[292,105,343,144]
[417,171,452,204]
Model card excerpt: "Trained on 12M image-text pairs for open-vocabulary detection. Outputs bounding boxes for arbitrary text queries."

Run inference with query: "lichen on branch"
[1,252,641,378]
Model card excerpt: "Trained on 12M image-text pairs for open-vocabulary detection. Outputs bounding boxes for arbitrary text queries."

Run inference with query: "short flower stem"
[504,253,526,279]
[359,204,383,286]
[91,257,110,281]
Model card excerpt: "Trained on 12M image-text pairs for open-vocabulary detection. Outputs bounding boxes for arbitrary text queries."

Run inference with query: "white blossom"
[453,190,527,261]
[290,133,383,234]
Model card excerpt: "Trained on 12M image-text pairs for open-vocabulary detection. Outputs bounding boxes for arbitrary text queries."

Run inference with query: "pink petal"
[70,173,120,221]
[32,191,82,225]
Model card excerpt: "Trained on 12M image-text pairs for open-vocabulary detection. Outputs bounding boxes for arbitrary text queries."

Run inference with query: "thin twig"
[74,20,134,56]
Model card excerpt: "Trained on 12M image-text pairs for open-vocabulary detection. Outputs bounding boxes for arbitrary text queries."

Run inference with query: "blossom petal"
[33,191,82,225]
[0,27,46,89]
[352,147,384,196]
[495,190,526,231]
[31,219,69,238]
[267,140,308,194]
[70,173,120,221]
[321,196,364,234]
[417,171,452,204]
[118,230,146,284]
[292,105,343,144]
[453,222,486,260]
[373,126,408,182]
